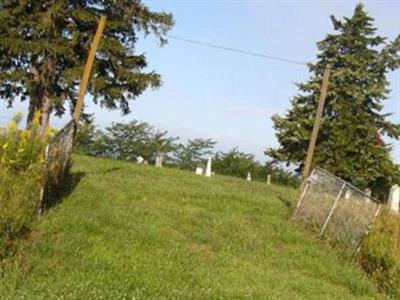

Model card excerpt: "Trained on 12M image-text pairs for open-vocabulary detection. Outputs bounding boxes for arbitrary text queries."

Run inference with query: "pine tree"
[0,1,173,126]
[267,4,400,195]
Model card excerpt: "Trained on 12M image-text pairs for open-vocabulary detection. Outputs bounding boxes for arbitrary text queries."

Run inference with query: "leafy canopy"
[75,120,178,164]
[174,138,216,171]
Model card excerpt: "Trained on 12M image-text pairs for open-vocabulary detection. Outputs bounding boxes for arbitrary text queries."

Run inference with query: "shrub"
[359,209,400,297]
[0,113,49,257]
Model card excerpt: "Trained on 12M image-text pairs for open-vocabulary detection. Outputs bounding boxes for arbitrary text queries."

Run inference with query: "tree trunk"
[26,64,51,132]
[27,64,43,128]
[26,90,51,133]
[40,94,51,135]
[26,90,44,127]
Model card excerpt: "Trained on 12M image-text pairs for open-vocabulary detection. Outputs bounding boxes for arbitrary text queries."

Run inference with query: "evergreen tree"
[0,1,173,126]
[267,4,400,195]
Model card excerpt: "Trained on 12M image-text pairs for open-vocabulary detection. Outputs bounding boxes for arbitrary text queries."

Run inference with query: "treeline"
[75,120,299,187]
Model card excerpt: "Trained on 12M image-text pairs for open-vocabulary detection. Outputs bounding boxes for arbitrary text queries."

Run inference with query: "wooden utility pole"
[299,65,331,191]
[73,16,107,122]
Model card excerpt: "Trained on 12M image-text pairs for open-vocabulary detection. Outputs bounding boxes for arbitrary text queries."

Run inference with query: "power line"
[132,16,307,66]
[167,34,308,66]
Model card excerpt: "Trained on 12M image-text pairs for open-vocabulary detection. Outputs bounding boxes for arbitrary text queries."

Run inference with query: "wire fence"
[40,119,76,210]
[294,168,381,253]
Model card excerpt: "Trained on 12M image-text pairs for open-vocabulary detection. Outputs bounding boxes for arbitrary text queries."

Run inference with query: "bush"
[359,209,400,297]
[0,113,49,257]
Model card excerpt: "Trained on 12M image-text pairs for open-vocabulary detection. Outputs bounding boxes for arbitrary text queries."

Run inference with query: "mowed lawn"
[0,155,381,299]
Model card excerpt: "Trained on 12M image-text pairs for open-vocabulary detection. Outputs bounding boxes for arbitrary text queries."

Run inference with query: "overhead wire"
[132,15,308,66]
[167,34,308,66]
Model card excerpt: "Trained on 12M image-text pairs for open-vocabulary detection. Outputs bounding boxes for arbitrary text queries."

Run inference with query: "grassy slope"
[0,155,382,299]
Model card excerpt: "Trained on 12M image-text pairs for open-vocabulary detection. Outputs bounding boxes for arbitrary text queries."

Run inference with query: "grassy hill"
[0,155,382,299]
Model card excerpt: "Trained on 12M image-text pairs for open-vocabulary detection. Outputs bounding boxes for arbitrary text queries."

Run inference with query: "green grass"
[0,155,383,299]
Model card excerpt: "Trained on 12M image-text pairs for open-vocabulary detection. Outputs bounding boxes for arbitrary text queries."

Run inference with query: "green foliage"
[0,169,42,258]
[74,121,100,156]
[267,4,400,197]
[0,0,173,124]
[260,161,300,187]
[174,138,216,170]
[213,148,299,186]
[213,148,258,179]
[101,120,155,161]
[0,114,48,257]
[0,113,48,172]
[151,130,179,163]
[75,120,179,164]
[0,155,380,298]
[75,119,298,186]
[359,209,400,297]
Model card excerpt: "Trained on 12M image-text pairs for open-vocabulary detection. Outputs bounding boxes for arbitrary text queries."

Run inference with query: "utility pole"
[299,65,331,191]
[74,16,106,123]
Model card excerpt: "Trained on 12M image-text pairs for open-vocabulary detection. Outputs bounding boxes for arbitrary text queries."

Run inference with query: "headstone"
[344,189,351,200]
[205,157,212,177]
[388,184,400,213]
[195,167,203,175]
[143,160,148,165]
[136,156,144,164]
[246,172,252,182]
[364,188,372,203]
[267,174,271,185]
[155,154,163,168]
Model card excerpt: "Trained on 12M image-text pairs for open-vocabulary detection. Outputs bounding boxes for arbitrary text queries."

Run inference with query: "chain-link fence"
[40,120,76,209]
[294,168,381,252]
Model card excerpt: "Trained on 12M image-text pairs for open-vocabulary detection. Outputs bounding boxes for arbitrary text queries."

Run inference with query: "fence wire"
[40,120,76,209]
[294,168,381,252]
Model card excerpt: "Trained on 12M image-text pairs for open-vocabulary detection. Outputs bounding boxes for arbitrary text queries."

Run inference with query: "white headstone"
[155,154,163,168]
[205,157,212,177]
[267,174,271,185]
[246,172,252,182]
[364,188,372,203]
[136,156,144,164]
[195,167,203,175]
[388,184,400,213]
[344,189,351,200]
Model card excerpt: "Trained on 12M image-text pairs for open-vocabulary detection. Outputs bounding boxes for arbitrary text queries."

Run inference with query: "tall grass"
[359,209,400,297]
[0,113,49,257]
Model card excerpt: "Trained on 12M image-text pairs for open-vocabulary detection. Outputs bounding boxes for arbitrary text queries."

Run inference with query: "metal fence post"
[293,169,316,219]
[320,182,346,237]
[355,204,381,256]
[296,169,316,209]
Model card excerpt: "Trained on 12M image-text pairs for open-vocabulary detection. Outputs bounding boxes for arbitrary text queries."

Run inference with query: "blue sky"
[1,0,399,162]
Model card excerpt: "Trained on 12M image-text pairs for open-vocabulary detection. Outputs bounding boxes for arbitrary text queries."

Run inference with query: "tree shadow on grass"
[277,195,297,218]
[86,166,123,175]
[100,166,122,174]
[42,171,86,211]
[278,195,294,209]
